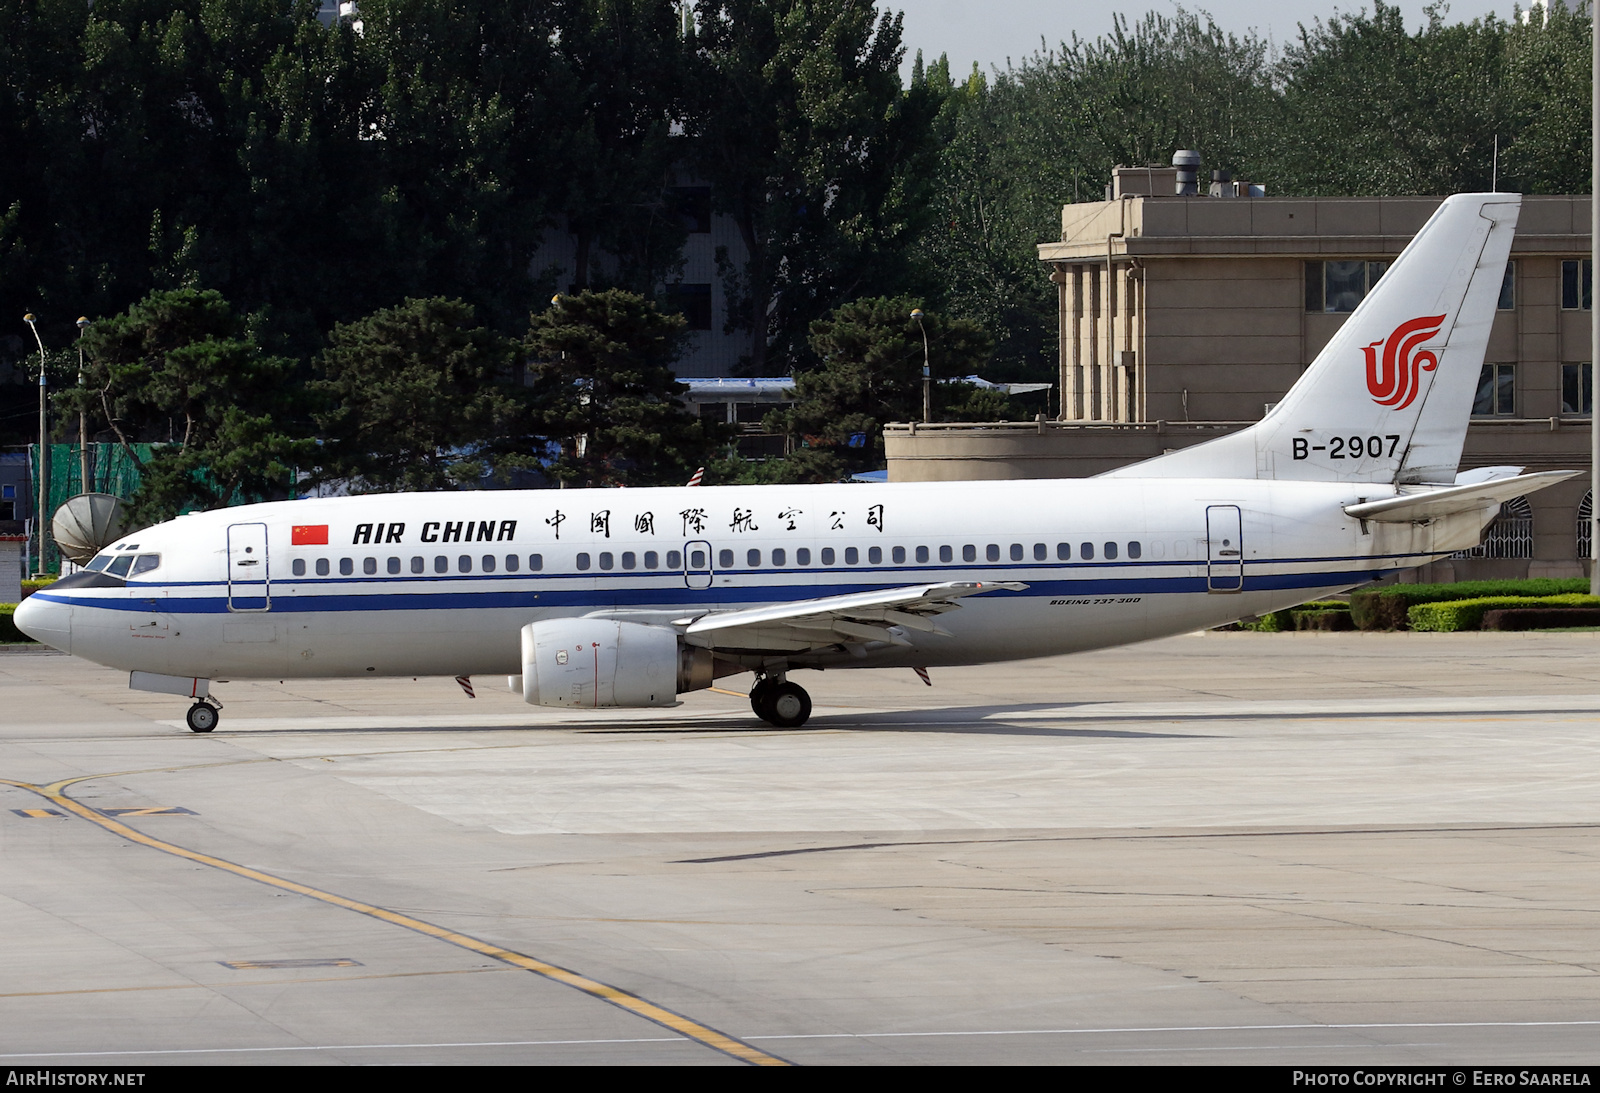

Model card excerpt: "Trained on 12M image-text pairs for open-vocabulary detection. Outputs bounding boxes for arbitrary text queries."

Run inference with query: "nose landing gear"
[185,699,221,733]
[749,676,812,728]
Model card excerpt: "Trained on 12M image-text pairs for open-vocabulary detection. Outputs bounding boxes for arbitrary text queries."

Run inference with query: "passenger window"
[796,548,811,565]
[1104,542,1118,560]
[387,557,401,575]
[1009,543,1023,561]
[599,552,613,570]
[363,557,377,575]
[1150,541,1165,560]
[1057,542,1071,560]
[1128,541,1142,559]
[317,558,330,576]
[458,555,472,573]
[868,546,882,564]
[412,556,425,574]
[747,549,760,567]
[622,552,636,570]
[530,554,544,570]
[1033,543,1046,561]
[339,558,353,576]
[666,550,682,568]
[1174,539,1190,559]
[577,553,591,571]
[433,555,447,574]
[1080,542,1094,560]
[482,555,496,572]
[292,558,306,576]
[917,546,930,563]
[505,554,520,572]
[690,549,706,567]
[821,547,835,565]
[772,548,786,566]
[962,545,976,562]
[718,549,734,568]
[941,545,954,563]
[892,546,905,563]
[844,547,858,564]
[644,551,659,569]
[130,554,160,576]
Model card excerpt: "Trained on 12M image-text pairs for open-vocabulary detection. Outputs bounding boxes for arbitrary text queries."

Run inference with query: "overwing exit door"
[683,539,713,590]
[1205,505,1244,593]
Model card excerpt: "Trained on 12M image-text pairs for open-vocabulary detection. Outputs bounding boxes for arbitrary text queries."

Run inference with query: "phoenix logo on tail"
[1364,314,1446,410]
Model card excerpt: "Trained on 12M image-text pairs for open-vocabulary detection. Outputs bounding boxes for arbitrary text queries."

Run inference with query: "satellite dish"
[52,493,129,565]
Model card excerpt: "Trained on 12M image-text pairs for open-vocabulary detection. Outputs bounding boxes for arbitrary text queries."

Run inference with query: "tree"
[689,0,938,373]
[73,288,310,523]
[311,297,524,491]
[766,295,997,480]
[526,289,723,486]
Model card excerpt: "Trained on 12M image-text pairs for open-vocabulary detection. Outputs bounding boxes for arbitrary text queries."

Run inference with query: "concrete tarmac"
[3,630,1600,1065]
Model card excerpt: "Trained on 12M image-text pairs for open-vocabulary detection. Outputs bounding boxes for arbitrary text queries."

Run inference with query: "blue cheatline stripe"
[116,549,1438,591]
[36,567,1393,616]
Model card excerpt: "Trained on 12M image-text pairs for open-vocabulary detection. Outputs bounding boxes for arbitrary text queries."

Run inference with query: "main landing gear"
[749,676,812,728]
[185,699,221,733]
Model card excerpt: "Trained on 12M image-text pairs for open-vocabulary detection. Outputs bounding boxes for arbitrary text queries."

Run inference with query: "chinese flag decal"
[291,525,329,546]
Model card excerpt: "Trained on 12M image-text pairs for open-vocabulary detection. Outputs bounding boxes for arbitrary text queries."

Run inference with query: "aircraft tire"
[186,703,218,733]
[763,682,811,729]
[749,678,777,721]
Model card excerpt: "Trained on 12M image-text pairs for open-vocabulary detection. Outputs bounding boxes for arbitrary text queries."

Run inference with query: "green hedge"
[20,577,54,599]
[1408,594,1600,632]
[0,604,33,643]
[1351,579,1591,630]
[1233,601,1346,632]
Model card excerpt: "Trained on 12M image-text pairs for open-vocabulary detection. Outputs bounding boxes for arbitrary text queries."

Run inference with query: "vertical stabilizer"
[1107,193,1521,483]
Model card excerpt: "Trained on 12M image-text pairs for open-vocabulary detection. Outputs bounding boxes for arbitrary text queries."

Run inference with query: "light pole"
[76,317,89,494]
[911,308,931,424]
[22,314,48,576]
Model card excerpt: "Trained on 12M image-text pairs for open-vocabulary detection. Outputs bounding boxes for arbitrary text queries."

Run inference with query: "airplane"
[15,192,1578,733]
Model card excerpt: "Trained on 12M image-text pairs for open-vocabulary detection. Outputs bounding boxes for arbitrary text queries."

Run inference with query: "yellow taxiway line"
[0,774,790,1067]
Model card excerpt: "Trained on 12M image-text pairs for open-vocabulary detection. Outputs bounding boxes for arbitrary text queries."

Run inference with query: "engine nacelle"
[519,618,712,708]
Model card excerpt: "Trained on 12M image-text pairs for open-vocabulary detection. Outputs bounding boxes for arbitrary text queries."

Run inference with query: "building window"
[1499,261,1515,310]
[1563,363,1592,415]
[1305,260,1387,313]
[1562,260,1592,310]
[1473,363,1514,416]
[1579,491,1592,561]
[1454,496,1533,559]
[665,283,713,330]
[668,186,711,233]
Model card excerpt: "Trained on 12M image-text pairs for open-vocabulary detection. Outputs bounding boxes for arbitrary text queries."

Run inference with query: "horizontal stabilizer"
[1342,471,1579,523]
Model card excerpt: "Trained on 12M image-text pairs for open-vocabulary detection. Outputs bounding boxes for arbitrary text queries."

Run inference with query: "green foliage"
[765,296,995,480]
[526,289,724,487]
[21,578,54,598]
[311,297,524,491]
[76,288,310,524]
[1408,593,1600,632]
[0,604,30,643]
[690,0,935,372]
[1350,579,1592,629]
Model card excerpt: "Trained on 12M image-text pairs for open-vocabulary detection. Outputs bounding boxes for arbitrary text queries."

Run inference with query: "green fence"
[26,442,159,574]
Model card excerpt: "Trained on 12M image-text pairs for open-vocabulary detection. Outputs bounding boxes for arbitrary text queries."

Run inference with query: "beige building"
[886,170,1594,579]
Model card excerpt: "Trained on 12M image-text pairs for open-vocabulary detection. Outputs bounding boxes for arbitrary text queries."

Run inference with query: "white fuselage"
[22,477,1473,681]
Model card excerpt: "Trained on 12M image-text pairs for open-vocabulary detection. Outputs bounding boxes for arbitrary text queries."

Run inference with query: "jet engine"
[518,618,713,708]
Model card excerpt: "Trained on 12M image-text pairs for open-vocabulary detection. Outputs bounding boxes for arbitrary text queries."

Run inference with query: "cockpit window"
[85,555,112,571]
[107,555,134,577]
[129,554,160,577]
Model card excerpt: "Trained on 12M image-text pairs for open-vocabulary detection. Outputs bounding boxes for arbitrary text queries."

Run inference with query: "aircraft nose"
[13,594,70,653]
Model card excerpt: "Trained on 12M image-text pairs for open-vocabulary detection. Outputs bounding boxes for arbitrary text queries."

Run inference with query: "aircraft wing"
[677,580,1026,654]
[1343,470,1580,523]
